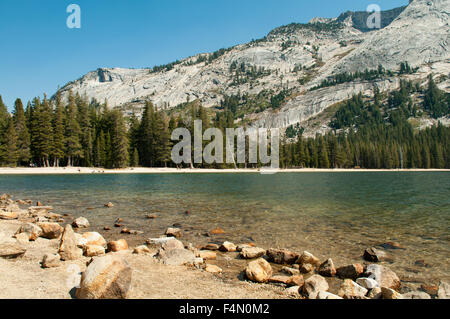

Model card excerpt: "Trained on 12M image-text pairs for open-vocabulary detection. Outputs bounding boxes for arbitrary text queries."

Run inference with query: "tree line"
[0,74,448,169]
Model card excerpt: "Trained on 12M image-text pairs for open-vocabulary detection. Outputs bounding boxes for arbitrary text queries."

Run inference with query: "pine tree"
[65,91,82,166]
[110,109,129,168]
[1,117,19,166]
[12,98,31,165]
[138,101,156,167]
[52,92,66,167]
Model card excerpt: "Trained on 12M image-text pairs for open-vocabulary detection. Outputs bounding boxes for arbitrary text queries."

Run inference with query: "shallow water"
[1,172,449,285]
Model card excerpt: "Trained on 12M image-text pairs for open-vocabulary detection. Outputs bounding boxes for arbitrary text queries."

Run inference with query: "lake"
[0,172,449,285]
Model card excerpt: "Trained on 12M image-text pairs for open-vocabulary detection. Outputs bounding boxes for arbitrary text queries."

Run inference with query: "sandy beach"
[0,167,449,175]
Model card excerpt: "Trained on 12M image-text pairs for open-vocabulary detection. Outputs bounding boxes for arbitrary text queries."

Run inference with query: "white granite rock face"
[57,0,449,133]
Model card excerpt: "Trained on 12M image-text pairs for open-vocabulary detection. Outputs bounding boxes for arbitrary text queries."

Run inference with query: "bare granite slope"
[56,0,449,132]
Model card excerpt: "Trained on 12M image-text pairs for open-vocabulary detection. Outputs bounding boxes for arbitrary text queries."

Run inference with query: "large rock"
[381,287,403,299]
[0,210,19,220]
[286,275,305,287]
[37,222,63,239]
[41,253,61,268]
[15,223,43,241]
[84,245,106,257]
[107,239,129,252]
[199,251,217,260]
[245,258,273,283]
[368,287,383,299]
[133,245,151,254]
[438,281,450,299]
[338,279,368,299]
[205,264,223,274]
[296,251,320,267]
[267,248,298,264]
[356,277,379,289]
[72,217,90,228]
[240,247,266,259]
[161,238,185,251]
[157,248,195,266]
[365,264,401,291]
[300,263,315,274]
[318,258,336,277]
[59,224,83,260]
[0,243,26,259]
[82,232,107,247]
[165,227,182,238]
[219,241,237,252]
[336,264,365,280]
[268,275,291,285]
[76,255,132,299]
[363,247,389,262]
[302,275,329,299]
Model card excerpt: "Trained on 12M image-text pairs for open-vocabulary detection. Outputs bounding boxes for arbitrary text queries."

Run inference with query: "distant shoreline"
[0,167,449,175]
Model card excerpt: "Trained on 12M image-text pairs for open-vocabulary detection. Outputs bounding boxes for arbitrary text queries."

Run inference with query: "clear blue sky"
[0,0,407,109]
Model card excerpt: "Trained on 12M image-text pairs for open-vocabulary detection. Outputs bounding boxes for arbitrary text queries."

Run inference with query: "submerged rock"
[165,227,182,238]
[245,258,273,283]
[318,258,336,277]
[202,243,220,251]
[403,291,431,299]
[267,248,298,264]
[296,251,320,267]
[76,255,132,299]
[240,247,266,259]
[199,251,217,260]
[336,264,364,280]
[205,264,222,274]
[219,241,237,252]
[363,247,390,262]
[381,287,403,299]
[210,227,225,235]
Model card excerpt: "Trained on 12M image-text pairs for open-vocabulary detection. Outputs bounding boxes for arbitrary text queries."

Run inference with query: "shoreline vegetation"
[0,167,449,175]
[0,193,449,299]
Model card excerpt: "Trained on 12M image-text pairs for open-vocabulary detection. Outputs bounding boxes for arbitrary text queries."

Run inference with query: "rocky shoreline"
[0,193,448,299]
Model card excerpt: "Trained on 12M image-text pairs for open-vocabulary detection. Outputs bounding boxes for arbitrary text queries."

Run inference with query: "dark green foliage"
[336,6,406,33]
[285,123,304,139]
[312,66,388,91]
[13,98,31,165]
[423,75,449,119]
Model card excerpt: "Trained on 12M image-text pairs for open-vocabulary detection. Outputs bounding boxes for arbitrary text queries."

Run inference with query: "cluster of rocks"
[1,193,449,300]
[238,247,449,300]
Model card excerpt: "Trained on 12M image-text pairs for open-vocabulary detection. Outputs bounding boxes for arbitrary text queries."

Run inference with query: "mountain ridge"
[56,0,449,134]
